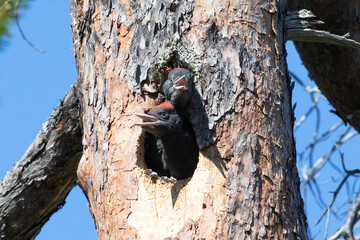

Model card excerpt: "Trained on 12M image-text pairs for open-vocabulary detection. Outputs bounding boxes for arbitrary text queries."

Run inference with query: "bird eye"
[160,112,169,119]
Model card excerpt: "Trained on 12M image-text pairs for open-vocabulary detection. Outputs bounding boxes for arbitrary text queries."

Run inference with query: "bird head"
[173,75,189,91]
[134,102,183,137]
[163,69,193,107]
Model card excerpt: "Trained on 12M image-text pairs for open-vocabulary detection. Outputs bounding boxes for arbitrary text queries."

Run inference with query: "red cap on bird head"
[149,102,174,113]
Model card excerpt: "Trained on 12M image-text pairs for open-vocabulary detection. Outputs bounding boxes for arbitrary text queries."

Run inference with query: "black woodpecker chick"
[134,102,199,179]
[163,68,193,111]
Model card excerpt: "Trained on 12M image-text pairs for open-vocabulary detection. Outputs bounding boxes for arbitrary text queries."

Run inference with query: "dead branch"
[286,10,360,48]
[0,85,82,240]
[329,194,360,240]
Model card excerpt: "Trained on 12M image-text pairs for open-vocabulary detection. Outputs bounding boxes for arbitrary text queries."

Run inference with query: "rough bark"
[70,0,307,239]
[287,0,360,133]
[0,86,82,240]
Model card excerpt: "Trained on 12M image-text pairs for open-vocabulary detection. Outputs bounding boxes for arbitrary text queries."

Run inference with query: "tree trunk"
[70,0,308,239]
[287,0,360,133]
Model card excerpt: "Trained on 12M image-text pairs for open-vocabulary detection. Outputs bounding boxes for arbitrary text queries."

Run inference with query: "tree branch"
[329,194,360,240]
[286,10,360,48]
[286,2,360,135]
[0,85,82,240]
[303,126,357,185]
[14,0,45,53]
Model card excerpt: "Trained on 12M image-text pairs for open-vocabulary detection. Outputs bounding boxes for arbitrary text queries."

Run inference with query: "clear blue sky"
[0,0,97,239]
[0,1,358,239]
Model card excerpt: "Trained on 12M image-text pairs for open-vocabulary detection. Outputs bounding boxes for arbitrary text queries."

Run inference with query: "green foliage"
[0,0,29,42]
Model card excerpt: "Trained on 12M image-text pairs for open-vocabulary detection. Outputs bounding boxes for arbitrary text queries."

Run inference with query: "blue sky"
[0,0,97,239]
[0,1,358,239]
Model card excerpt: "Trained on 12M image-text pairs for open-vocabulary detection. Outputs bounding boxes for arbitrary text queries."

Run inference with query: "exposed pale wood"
[0,85,82,240]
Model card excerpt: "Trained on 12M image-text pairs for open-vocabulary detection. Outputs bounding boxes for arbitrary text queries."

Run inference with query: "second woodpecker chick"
[134,102,199,180]
[163,68,193,111]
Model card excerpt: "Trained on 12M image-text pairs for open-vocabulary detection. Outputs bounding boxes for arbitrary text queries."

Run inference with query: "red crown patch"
[150,102,174,112]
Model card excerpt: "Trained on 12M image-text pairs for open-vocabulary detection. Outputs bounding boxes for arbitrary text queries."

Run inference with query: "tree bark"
[0,86,82,240]
[70,0,307,239]
[287,0,360,133]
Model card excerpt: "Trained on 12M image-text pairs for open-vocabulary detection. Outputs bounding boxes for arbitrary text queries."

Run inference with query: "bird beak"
[133,113,159,126]
[173,75,188,91]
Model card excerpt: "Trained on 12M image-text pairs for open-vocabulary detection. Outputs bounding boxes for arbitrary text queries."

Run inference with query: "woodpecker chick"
[143,132,170,177]
[134,102,199,179]
[163,68,193,111]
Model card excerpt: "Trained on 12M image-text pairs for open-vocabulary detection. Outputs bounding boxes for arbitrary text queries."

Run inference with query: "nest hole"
[141,116,199,180]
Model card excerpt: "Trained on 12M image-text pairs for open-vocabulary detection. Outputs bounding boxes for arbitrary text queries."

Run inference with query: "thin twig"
[14,0,44,53]
[324,208,330,240]
[294,90,321,131]
[301,121,343,157]
[316,154,360,238]
[316,174,350,225]
[290,72,320,93]
[329,194,360,240]
[333,201,352,218]
[352,177,359,198]
[303,126,355,185]
[291,72,322,132]
[307,180,327,209]
[292,71,360,239]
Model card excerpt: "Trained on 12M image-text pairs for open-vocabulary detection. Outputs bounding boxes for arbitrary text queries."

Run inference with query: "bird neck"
[158,131,185,151]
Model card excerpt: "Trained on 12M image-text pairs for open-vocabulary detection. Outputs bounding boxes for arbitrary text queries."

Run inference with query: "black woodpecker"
[163,68,193,111]
[134,102,199,180]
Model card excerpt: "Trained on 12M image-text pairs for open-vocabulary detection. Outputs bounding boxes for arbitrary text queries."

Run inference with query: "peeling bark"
[287,0,360,133]
[0,86,82,240]
[70,0,307,239]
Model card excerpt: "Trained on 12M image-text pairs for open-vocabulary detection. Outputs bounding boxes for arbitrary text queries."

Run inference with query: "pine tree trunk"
[70,0,308,239]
